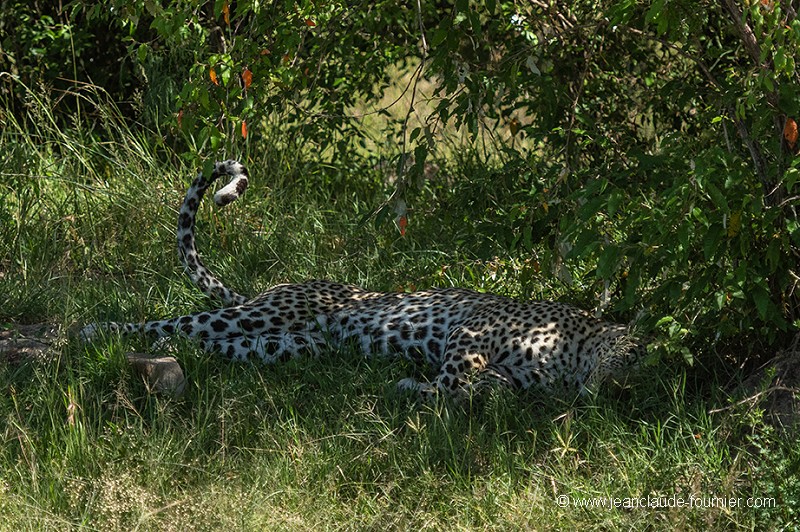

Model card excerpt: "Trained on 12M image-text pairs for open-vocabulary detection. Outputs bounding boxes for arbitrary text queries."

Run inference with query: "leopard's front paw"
[396,377,438,400]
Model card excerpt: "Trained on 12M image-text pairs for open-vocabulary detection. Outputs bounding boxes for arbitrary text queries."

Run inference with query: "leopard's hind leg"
[202,330,326,363]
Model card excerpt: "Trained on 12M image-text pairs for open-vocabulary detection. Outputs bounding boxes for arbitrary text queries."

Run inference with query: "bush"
[10,0,799,362]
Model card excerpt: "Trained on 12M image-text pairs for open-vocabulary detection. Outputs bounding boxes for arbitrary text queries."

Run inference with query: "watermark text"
[556,494,776,510]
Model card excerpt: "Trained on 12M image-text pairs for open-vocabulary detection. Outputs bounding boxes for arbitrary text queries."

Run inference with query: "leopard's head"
[585,334,647,392]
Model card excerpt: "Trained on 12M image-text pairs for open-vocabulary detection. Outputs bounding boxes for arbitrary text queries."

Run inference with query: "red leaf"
[241,120,248,139]
[784,117,798,149]
[242,68,253,89]
[305,18,316,27]
[398,215,408,236]
[210,67,219,86]
[394,198,408,236]
[222,2,230,25]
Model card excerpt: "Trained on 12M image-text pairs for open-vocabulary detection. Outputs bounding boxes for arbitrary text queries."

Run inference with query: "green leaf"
[577,196,604,220]
[523,225,533,250]
[703,223,725,260]
[704,182,729,214]
[430,27,448,47]
[214,0,226,20]
[785,167,799,193]
[624,269,640,306]
[469,11,482,36]
[596,245,621,279]
[775,46,786,72]
[374,204,391,228]
[413,144,429,174]
[646,0,664,25]
[209,128,223,150]
[202,159,216,177]
[752,285,771,321]
[655,316,675,328]
[219,64,232,86]
[676,222,690,258]
[766,238,781,272]
[608,0,635,25]
[607,190,623,217]
[567,230,599,260]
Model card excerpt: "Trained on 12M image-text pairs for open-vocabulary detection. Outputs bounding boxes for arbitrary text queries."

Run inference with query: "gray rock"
[125,352,187,397]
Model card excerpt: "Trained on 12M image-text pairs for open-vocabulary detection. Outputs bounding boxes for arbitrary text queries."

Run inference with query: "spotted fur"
[81,160,644,398]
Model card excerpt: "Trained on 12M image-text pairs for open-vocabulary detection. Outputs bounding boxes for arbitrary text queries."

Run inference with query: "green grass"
[1,87,798,530]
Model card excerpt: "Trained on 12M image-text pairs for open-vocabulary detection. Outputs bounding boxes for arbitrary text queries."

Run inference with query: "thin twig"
[708,385,799,414]
[398,0,430,171]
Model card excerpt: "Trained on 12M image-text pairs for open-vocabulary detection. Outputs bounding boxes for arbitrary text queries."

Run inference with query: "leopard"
[80,159,645,399]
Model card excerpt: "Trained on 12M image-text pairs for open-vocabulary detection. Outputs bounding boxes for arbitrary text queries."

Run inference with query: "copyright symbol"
[556,494,569,507]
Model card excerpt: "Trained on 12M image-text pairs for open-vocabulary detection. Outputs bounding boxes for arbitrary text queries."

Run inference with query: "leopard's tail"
[177,159,249,306]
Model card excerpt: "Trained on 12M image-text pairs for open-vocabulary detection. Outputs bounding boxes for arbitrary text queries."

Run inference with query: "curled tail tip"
[212,159,249,206]
[213,159,248,177]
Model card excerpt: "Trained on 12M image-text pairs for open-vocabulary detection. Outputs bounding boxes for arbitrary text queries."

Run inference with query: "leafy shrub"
[15,0,799,362]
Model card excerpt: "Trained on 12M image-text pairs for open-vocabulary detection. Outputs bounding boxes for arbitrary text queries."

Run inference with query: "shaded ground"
[2,324,799,425]
[735,334,800,433]
[0,323,185,396]
[0,323,62,363]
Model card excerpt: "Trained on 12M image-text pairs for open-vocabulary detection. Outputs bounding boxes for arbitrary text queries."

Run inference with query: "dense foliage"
[2,0,799,361]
